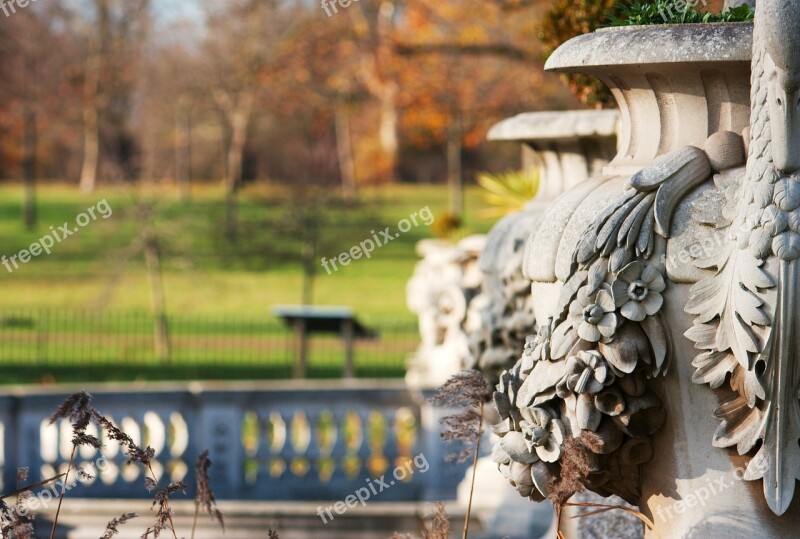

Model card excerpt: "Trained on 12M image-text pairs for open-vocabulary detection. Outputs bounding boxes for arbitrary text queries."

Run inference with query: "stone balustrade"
[0,381,466,503]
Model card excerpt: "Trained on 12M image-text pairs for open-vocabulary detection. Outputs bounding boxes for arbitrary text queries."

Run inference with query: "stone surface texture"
[486,9,800,539]
[406,236,485,389]
[407,110,620,536]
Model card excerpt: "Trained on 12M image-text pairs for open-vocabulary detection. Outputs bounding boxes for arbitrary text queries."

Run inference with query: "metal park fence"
[0,310,419,381]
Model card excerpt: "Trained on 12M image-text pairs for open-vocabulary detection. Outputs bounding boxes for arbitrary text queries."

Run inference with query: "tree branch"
[395,42,536,61]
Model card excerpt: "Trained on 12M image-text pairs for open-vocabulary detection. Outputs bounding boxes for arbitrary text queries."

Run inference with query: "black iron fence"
[0,310,419,382]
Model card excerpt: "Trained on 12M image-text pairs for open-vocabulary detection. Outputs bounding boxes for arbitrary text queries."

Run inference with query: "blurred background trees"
[0,0,580,205]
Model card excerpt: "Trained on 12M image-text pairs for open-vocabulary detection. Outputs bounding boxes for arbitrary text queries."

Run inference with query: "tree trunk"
[219,91,253,242]
[225,189,238,242]
[301,240,316,306]
[175,96,191,203]
[79,0,108,193]
[226,114,248,193]
[79,85,100,192]
[223,92,253,190]
[143,228,170,362]
[22,107,36,230]
[351,0,399,183]
[447,123,463,220]
[379,86,399,182]
[376,1,398,182]
[335,109,357,204]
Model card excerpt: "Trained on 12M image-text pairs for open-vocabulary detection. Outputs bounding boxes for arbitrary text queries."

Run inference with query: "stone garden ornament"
[407,236,485,388]
[686,1,800,516]
[490,0,800,534]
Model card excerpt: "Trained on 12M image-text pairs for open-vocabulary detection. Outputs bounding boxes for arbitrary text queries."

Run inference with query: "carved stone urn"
[488,9,800,539]
[487,110,619,203]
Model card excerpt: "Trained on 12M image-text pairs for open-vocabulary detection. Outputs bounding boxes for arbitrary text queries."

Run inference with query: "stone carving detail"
[468,111,619,389]
[492,161,680,503]
[684,2,800,515]
[492,2,800,516]
[406,236,485,388]
[467,210,541,388]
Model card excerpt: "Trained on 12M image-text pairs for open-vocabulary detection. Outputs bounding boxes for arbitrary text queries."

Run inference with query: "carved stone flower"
[558,350,612,396]
[494,368,523,431]
[492,443,548,501]
[611,262,665,322]
[569,286,617,342]
[557,350,613,431]
[521,320,553,372]
[518,406,565,462]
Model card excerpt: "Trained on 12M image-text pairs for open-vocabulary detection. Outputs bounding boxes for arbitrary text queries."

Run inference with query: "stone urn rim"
[545,22,753,74]
[540,22,755,175]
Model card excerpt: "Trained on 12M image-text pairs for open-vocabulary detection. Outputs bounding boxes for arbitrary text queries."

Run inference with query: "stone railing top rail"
[0,378,410,397]
[545,22,753,74]
[487,110,619,142]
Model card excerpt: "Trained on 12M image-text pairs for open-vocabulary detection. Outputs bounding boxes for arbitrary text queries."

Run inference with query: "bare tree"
[0,3,69,228]
[75,0,151,191]
[349,1,402,182]
[201,0,303,240]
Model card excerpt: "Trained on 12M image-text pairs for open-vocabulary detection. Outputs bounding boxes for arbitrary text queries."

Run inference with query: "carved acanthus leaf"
[682,17,800,513]
[692,349,737,388]
[713,394,764,454]
[685,248,774,377]
[741,260,800,515]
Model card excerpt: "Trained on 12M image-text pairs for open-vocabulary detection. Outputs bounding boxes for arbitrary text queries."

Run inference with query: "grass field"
[0,184,493,320]
[0,183,495,383]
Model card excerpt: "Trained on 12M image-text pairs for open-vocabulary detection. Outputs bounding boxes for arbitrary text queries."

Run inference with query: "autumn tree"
[396,0,574,217]
[200,0,309,240]
[0,1,83,225]
[0,0,584,207]
[65,0,151,191]
[134,19,209,201]
[0,8,46,228]
[345,1,404,183]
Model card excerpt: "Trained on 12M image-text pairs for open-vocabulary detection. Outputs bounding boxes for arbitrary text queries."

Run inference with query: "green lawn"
[0,184,493,320]
[0,183,495,383]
